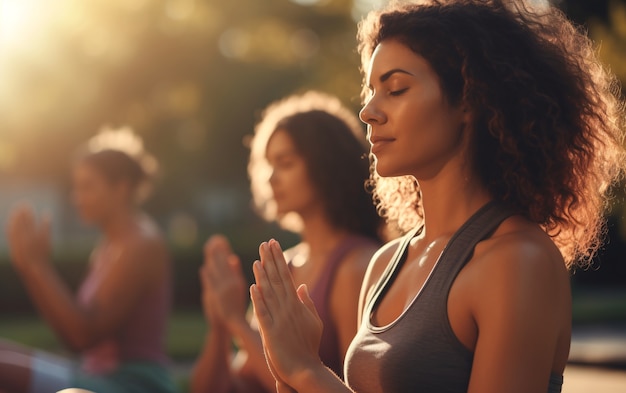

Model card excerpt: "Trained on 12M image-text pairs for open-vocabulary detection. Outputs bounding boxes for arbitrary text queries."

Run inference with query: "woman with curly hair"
[191,91,382,393]
[249,1,626,392]
[1,128,177,393]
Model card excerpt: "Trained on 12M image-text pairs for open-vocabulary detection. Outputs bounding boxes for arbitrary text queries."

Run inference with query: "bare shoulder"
[334,240,381,284]
[467,216,571,306]
[474,216,567,275]
[117,215,169,266]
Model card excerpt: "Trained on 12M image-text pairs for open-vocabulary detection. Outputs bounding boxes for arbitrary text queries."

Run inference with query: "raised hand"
[6,204,52,273]
[199,235,248,328]
[250,239,324,387]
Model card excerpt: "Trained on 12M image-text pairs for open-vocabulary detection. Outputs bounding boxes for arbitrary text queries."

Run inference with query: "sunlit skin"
[267,130,320,217]
[72,163,129,225]
[362,45,467,180]
[191,129,379,393]
[0,160,170,393]
[250,39,572,393]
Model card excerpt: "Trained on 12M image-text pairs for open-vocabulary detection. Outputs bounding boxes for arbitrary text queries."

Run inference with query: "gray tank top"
[344,201,563,393]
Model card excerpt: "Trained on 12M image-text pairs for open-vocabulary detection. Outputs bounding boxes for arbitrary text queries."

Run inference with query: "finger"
[204,255,221,286]
[250,282,272,326]
[252,258,271,294]
[209,234,234,253]
[297,284,321,321]
[269,239,297,290]
[206,234,234,259]
[253,258,285,318]
[259,241,290,298]
[207,235,233,277]
[228,254,245,284]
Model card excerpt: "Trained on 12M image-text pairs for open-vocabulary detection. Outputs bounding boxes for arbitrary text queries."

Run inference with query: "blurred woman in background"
[191,91,383,393]
[0,128,177,393]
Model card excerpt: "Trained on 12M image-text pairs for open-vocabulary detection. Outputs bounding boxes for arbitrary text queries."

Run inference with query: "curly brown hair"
[248,91,382,241]
[358,0,626,267]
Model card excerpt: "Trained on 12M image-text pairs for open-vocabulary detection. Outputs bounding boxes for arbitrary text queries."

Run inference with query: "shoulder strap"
[423,201,515,309]
[437,200,513,275]
[364,225,422,321]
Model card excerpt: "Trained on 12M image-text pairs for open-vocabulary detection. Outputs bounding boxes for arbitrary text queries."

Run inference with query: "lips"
[369,135,395,154]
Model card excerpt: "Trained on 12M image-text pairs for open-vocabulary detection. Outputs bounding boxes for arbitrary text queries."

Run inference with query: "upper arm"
[85,236,168,342]
[467,237,571,393]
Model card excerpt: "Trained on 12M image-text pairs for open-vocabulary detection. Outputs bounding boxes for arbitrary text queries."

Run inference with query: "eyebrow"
[267,150,298,162]
[380,68,414,82]
[367,68,414,90]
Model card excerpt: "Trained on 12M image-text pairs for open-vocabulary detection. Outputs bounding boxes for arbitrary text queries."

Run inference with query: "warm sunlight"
[0,0,45,50]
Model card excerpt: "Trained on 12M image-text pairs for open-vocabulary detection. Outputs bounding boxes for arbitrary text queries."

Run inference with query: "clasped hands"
[250,239,324,392]
[5,204,52,273]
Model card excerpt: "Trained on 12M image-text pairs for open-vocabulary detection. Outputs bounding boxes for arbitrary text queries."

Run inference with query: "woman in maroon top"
[191,91,383,393]
[0,129,176,393]
[250,1,626,393]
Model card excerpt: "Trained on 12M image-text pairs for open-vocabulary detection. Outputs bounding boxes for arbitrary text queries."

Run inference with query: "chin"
[374,163,401,178]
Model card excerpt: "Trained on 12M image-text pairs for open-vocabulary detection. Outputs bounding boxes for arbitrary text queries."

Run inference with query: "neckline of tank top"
[366,200,501,333]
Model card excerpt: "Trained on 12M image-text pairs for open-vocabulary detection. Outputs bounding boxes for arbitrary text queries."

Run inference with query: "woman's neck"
[298,208,349,265]
[417,166,491,243]
[100,207,139,242]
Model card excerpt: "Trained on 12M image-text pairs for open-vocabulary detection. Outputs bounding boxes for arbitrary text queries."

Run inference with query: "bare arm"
[227,317,277,392]
[190,319,233,393]
[7,206,165,352]
[467,236,571,393]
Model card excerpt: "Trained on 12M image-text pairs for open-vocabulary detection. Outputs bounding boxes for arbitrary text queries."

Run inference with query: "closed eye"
[390,88,409,97]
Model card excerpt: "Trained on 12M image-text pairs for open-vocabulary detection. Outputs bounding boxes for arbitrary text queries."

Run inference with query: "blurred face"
[359,39,468,180]
[266,129,319,216]
[71,163,126,225]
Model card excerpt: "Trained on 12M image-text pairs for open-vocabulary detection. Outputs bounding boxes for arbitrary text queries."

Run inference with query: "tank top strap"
[427,200,514,296]
[364,225,422,321]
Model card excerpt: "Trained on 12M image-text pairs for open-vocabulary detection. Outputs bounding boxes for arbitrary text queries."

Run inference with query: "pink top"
[76,245,171,374]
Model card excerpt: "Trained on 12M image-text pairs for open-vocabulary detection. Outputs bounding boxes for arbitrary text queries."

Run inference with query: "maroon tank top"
[77,244,172,374]
[292,235,379,379]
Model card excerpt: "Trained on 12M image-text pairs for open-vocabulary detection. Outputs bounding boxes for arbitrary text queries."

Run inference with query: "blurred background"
[0,0,625,390]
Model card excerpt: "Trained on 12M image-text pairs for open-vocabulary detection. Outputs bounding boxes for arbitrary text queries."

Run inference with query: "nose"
[359,96,386,126]
[268,168,278,187]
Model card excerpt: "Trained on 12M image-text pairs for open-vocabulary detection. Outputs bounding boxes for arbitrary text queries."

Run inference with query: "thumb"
[296,284,319,317]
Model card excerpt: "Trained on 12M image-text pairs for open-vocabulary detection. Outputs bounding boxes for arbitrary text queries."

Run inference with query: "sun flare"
[0,0,40,48]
